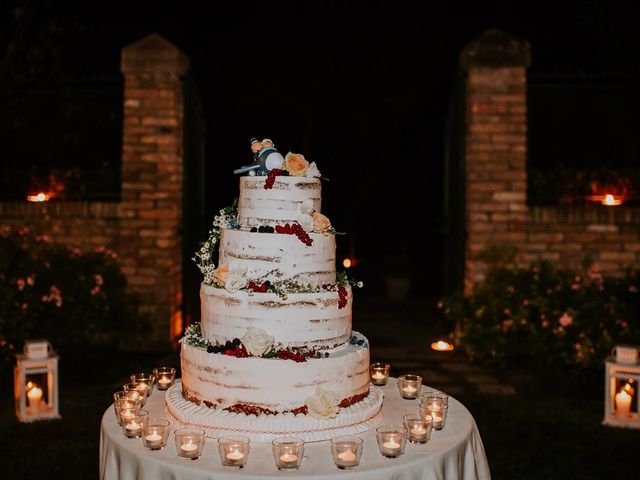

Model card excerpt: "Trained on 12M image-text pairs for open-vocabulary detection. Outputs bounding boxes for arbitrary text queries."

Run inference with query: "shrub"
[0,225,146,365]
[441,254,639,373]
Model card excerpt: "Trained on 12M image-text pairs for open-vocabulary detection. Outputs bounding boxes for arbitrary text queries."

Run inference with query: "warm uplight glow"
[343,258,352,268]
[26,192,51,202]
[431,340,454,352]
[601,194,622,206]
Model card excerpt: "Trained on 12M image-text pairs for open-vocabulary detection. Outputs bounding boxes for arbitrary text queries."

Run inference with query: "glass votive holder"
[218,436,250,468]
[121,408,149,438]
[421,390,449,407]
[376,425,407,458]
[123,382,148,406]
[153,367,176,390]
[403,413,433,444]
[113,390,142,425]
[143,418,170,450]
[330,436,363,469]
[370,363,391,386]
[419,400,449,430]
[131,372,155,395]
[175,427,206,460]
[272,437,304,471]
[397,374,422,399]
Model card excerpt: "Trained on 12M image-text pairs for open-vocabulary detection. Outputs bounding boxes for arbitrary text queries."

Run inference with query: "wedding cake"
[166,139,383,441]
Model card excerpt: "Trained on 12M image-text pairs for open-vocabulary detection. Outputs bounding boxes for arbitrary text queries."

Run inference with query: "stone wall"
[0,34,189,349]
[461,29,640,292]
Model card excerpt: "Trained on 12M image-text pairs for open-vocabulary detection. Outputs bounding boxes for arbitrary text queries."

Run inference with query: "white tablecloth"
[100,380,491,479]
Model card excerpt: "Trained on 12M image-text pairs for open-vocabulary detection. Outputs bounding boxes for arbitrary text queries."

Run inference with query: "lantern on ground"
[603,345,640,429]
[14,339,61,422]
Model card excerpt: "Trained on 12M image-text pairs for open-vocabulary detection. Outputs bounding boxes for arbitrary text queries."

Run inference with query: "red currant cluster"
[276,349,307,363]
[274,222,313,246]
[224,343,249,357]
[264,168,283,189]
[247,281,270,293]
[337,285,348,309]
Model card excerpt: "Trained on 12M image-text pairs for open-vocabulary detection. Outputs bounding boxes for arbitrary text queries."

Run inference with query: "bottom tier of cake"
[165,380,384,442]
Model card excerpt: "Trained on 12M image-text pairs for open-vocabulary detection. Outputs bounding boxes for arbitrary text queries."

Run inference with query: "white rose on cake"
[225,272,247,293]
[300,198,315,215]
[241,328,274,357]
[305,387,340,419]
[297,213,314,232]
[305,161,321,179]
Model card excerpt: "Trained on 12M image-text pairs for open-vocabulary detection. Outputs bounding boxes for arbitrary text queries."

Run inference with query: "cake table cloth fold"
[100,379,490,480]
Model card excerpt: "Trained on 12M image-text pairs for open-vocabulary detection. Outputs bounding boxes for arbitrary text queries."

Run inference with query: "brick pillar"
[460,29,531,293]
[120,34,189,348]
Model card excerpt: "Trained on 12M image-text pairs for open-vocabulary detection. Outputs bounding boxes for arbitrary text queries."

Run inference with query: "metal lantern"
[14,340,61,422]
[603,345,640,429]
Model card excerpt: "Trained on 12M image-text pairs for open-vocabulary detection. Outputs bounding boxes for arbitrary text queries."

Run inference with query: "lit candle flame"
[343,258,352,268]
[601,194,622,206]
[431,340,454,351]
[26,192,51,202]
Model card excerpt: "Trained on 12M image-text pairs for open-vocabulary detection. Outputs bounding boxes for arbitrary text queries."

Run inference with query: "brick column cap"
[460,28,531,71]
[121,33,190,75]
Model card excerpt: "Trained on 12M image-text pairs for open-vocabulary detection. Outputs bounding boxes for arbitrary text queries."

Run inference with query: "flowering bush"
[441,251,640,372]
[0,226,145,364]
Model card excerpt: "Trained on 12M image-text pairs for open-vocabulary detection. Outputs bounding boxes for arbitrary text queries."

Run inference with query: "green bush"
[441,253,639,373]
[0,225,145,364]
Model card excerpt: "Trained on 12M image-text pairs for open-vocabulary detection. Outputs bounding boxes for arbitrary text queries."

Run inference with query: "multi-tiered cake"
[166,140,383,441]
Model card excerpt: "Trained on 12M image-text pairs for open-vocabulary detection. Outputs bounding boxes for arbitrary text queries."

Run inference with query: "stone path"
[354,296,516,397]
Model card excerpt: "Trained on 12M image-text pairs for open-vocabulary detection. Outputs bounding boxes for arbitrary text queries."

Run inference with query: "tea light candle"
[398,374,422,399]
[428,403,443,428]
[157,378,172,389]
[279,453,298,467]
[144,432,163,449]
[225,449,245,467]
[372,372,386,383]
[381,439,402,456]
[125,421,141,437]
[410,426,428,441]
[180,440,199,458]
[402,385,417,397]
[616,390,632,418]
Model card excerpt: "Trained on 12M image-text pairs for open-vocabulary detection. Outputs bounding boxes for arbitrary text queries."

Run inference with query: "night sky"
[2,0,640,296]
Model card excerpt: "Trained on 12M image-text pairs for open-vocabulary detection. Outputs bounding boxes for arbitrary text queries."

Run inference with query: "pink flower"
[541,319,549,328]
[522,299,529,306]
[571,283,580,290]
[16,278,25,291]
[502,319,514,332]
[42,285,63,308]
[559,313,573,327]
[90,286,101,296]
[503,308,511,315]
[620,320,629,329]
[94,274,104,286]
[26,275,35,286]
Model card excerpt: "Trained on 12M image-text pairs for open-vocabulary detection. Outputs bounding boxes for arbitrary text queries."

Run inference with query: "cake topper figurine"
[233,137,285,175]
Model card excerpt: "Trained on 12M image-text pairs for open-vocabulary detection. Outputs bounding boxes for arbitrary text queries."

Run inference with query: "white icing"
[219,228,336,285]
[180,332,370,413]
[166,380,384,443]
[238,176,322,228]
[200,284,352,349]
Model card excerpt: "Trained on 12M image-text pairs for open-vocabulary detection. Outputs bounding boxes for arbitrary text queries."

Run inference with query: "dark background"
[2,0,640,297]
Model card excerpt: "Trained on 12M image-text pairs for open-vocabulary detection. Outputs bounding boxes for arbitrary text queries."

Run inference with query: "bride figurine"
[233,137,285,175]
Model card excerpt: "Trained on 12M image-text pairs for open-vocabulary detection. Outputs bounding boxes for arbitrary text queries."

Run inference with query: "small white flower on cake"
[284,152,309,176]
[297,213,314,232]
[225,272,247,293]
[300,198,315,215]
[311,211,332,234]
[305,161,321,179]
[241,328,274,357]
[305,387,340,420]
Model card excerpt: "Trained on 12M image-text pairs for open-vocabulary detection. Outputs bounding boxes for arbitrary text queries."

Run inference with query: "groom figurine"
[233,137,285,175]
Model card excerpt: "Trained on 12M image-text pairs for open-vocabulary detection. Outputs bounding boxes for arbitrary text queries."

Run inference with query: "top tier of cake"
[238,176,321,228]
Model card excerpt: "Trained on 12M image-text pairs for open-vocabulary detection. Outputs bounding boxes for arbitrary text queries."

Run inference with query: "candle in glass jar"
[157,378,172,388]
[615,390,632,418]
[144,432,163,448]
[381,439,402,456]
[372,372,386,383]
[410,426,428,441]
[402,385,417,398]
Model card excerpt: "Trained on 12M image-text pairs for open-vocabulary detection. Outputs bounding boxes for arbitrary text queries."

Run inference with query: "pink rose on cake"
[284,152,309,176]
[241,328,275,357]
[213,264,230,286]
[305,387,340,420]
[312,211,332,233]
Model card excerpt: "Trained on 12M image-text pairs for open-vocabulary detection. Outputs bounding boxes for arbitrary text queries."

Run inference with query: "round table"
[100,380,491,479]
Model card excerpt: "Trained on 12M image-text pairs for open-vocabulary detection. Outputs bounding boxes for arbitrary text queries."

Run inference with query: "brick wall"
[0,34,189,349]
[461,29,640,292]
